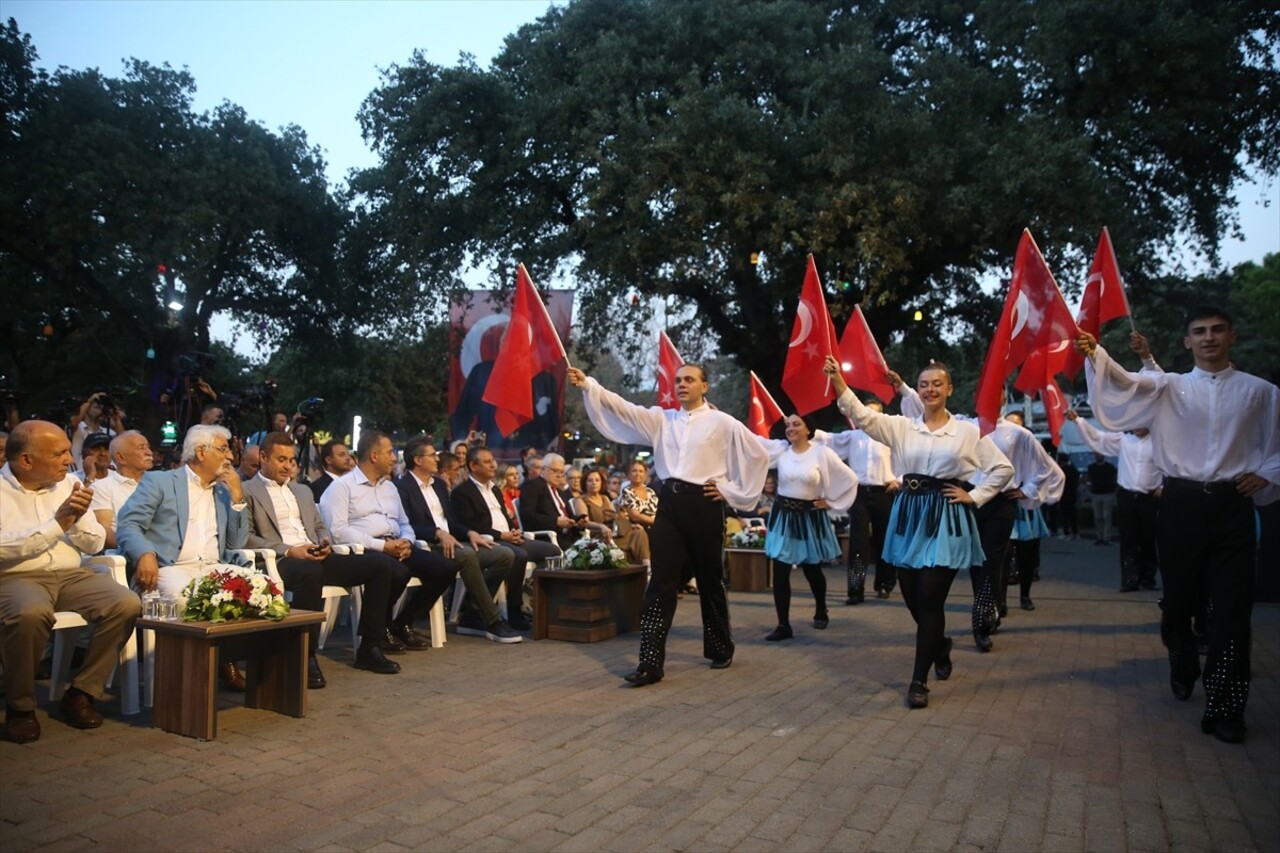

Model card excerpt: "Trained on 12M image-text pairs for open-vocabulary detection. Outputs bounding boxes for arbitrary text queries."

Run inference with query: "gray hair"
[542,452,565,471]
[181,424,231,463]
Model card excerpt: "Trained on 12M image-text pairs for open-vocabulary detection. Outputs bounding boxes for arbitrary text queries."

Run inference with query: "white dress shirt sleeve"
[580,377,664,446]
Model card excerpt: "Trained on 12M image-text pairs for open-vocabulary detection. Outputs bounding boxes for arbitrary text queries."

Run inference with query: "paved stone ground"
[2,537,1277,852]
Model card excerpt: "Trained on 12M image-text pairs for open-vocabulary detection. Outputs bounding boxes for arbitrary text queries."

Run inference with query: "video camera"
[296,397,324,426]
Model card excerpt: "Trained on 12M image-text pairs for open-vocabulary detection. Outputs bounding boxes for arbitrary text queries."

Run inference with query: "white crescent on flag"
[1010,290,1031,341]
[1088,270,1104,298]
[749,395,764,426]
[1044,383,1062,410]
[460,314,509,378]
[790,302,813,348]
[1048,340,1071,354]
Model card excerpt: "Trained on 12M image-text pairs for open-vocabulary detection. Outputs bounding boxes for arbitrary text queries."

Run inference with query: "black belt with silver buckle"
[1163,476,1241,497]
[861,484,889,493]
[900,473,965,493]
[777,496,818,511]
[662,478,707,496]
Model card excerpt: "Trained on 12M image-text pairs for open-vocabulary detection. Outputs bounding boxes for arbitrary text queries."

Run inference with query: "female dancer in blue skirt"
[755,414,859,640]
[824,356,1013,707]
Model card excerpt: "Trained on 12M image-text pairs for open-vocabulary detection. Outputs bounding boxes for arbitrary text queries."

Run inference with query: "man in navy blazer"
[517,452,586,550]
[244,432,407,681]
[116,424,252,690]
[116,424,250,598]
[396,436,520,643]
[451,446,560,631]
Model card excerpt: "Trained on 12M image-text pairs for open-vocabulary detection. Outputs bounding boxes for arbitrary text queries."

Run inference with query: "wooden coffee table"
[139,609,325,740]
[532,564,647,642]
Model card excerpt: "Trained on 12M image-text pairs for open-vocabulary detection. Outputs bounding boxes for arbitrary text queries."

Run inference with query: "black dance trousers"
[974,495,1015,631]
[636,484,732,675]
[898,567,959,684]
[772,560,828,626]
[848,487,896,594]
[277,551,410,646]
[1158,485,1256,724]
[1117,487,1159,587]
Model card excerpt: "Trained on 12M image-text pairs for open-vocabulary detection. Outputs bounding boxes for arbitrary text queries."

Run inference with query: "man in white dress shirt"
[1067,411,1161,592]
[569,363,769,685]
[1,421,142,742]
[89,431,153,550]
[1077,305,1279,744]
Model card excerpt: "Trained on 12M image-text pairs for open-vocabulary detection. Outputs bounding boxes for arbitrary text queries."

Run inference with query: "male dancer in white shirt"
[1067,411,1161,592]
[1076,306,1279,744]
[568,364,769,685]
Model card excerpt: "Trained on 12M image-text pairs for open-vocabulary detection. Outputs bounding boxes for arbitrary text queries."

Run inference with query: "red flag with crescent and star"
[974,230,1078,435]
[748,371,786,438]
[1040,379,1069,446]
[656,331,685,410]
[1059,226,1132,380]
[838,305,896,404]
[781,254,841,415]
[482,263,568,436]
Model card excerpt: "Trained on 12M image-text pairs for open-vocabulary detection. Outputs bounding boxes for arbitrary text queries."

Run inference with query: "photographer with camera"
[292,398,325,483]
[69,391,126,472]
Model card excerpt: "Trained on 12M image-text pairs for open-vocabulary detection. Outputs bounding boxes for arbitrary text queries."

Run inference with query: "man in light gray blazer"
[243,432,405,682]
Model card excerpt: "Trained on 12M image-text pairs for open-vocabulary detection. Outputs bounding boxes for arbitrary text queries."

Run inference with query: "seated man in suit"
[310,439,355,503]
[396,436,520,644]
[1,420,142,744]
[116,423,253,690]
[319,430,457,652]
[518,452,587,550]
[451,446,560,631]
[244,431,406,684]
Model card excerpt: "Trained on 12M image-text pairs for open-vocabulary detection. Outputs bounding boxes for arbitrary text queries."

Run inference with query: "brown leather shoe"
[60,688,104,729]
[4,707,40,743]
[219,661,247,692]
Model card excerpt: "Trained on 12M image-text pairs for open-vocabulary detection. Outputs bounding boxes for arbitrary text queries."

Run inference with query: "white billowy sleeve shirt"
[813,428,896,486]
[973,418,1063,509]
[1085,346,1280,506]
[580,378,769,512]
[1073,418,1161,494]
[755,438,859,514]
[836,388,1013,507]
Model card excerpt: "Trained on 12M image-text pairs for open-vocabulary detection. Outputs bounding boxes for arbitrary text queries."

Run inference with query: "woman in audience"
[580,468,621,545]
[500,464,522,516]
[753,472,778,517]
[567,466,584,500]
[617,459,657,567]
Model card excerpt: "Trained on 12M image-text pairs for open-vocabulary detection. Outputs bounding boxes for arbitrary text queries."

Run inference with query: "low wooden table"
[724,548,770,592]
[140,609,325,741]
[533,564,647,642]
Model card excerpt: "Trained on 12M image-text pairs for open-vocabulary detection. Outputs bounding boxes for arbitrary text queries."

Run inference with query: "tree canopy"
[354,0,1279,402]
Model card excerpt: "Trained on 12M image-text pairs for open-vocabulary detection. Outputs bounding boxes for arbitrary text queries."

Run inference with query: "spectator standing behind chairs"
[243,432,405,682]
[569,363,769,686]
[115,423,253,691]
[1,421,142,744]
[237,445,261,481]
[75,432,113,486]
[245,411,290,449]
[451,446,561,631]
[310,439,356,503]
[1068,411,1161,591]
[518,452,587,550]
[395,436,521,644]
[199,402,224,427]
[1086,454,1118,545]
[69,391,125,472]
[319,430,456,653]
[89,431,153,550]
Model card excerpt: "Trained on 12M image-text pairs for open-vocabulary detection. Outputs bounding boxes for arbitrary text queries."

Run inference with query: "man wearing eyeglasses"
[116,424,253,689]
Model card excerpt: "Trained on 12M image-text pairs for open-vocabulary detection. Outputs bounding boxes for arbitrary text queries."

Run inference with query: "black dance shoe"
[935,637,954,681]
[710,657,733,670]
[623,669,663,687]
[907,681,929,708]
[765,625,793,642]
[813,612,829,630]
[973,629,993,653]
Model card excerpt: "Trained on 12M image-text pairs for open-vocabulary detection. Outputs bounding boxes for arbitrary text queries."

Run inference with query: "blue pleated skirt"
[764,499,841,566]
[882,490,985,570]
[1011,507,1050,541]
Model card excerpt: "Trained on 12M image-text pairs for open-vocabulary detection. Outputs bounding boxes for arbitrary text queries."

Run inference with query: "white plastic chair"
[49,554,140,716]
[230,548,357,656]
[329,541,446,649]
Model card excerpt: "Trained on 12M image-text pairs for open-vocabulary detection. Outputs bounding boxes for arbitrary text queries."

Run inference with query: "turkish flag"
[781,254,840,415]
[838,305,896,404]
[748,371,786,438]
[656,331,684,410]
[1013,339,1074,396]
[974,230,1078,435]
[1040,380,1069,446]
[1060,226,1132,379]
[482,263,568,436]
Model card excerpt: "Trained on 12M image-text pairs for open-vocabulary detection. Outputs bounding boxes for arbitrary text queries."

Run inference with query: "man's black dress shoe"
[907,681,929,708]
[765,625,793,642]
[355,643,401,674]
[1020,596,1036,611]
[380,629,407,655]
[1170,675,1195,701]
[1202,717,1246,744]
[389,623,431,650]
[710,657,733,670]
[813,612,829,630]
[846,592,864,605]
[307,656,326,689]
[876,589,891,599]
[935,637,953,681]
[973,630,993,653]
[623,669,662,686]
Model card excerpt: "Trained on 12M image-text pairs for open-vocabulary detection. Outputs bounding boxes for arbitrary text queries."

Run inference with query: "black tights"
[898,567,959,684]
[772,561,828,627]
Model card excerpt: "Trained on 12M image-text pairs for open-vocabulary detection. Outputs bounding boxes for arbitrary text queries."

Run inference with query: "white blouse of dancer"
[755,438,859,516]
[579,378,768,512]
[1085,347,1280,506]
[836,389,1012,507]
[1073,418,1161,494]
